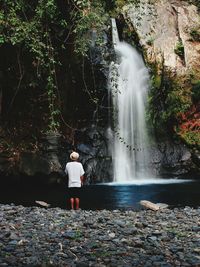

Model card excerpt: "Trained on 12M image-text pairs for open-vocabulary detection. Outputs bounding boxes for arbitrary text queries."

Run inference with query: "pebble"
[0,204,200,266]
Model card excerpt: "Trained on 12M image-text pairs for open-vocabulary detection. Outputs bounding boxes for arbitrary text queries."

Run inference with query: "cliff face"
[123,0,200,75]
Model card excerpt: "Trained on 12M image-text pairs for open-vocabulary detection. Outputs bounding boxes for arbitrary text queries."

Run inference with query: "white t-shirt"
[65,161,85,188]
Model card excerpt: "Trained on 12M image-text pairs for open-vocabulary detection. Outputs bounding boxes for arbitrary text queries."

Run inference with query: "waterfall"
[109,19,151,182]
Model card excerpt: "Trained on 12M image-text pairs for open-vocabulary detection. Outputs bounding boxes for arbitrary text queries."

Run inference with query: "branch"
[82,57,98,104]
[7,49,24,114]
[70,0,83,12]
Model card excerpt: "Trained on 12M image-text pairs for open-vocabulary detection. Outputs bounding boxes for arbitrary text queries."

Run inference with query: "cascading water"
[109,19,151,182]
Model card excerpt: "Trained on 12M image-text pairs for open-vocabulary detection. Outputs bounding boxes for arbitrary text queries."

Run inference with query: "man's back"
[65,161,84,188]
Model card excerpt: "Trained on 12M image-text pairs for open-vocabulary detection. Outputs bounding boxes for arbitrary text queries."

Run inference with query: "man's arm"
[80,175,84,186]
[80,163,85,185]
[64,163,68,175]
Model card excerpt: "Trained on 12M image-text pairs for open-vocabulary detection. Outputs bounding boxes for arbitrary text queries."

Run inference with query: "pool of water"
[0,178,200,210]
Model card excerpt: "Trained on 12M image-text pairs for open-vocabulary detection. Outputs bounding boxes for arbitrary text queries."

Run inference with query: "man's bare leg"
[75,198,80,210]
[70,198,74,209]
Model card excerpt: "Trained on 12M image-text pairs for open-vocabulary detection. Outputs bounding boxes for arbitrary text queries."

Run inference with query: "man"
[65,151,85,210]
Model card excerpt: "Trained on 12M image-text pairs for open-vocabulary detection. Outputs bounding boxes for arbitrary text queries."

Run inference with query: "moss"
[174,40,184,59]
[152,74,162,89]
[190,28,200,42]
[146,36,155,46]
[192,80,200,103]
[147,63,195,138]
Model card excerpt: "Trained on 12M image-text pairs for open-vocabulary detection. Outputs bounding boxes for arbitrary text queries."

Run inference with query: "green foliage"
[174,40,184,58]
[179,130,200,147]
[152,74,162,89]
[0,0,65,132]
[192,80,200,103]
[116,0,140,8]
[148,58,199,143]
[148,71,192,134]
[46,74,60,133]
[146,36,155,46]
[109,0,140,17]
[1,0,112,134]
[71,1,109,56]
[190,27,200,42]
[166,85,192,117]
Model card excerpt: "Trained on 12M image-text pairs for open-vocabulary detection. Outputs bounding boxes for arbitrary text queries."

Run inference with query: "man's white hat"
[70,152,79,161]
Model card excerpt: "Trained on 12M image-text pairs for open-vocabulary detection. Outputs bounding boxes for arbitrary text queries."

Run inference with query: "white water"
[101,178,192,186]
[109,19,151,182]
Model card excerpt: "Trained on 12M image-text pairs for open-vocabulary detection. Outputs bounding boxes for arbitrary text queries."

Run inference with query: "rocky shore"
[0,204,200,267]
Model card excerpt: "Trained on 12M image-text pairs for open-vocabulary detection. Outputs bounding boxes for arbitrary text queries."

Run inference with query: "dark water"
[0,179,200,210]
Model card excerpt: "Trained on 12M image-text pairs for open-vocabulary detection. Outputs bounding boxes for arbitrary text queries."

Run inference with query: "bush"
[174,40,184,58]
[190,28,200,42]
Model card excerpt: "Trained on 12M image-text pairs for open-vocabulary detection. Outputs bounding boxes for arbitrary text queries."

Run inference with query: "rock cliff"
[123,0,200,75]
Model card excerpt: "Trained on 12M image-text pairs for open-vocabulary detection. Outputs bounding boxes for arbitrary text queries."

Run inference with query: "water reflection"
[81,181,200,210]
